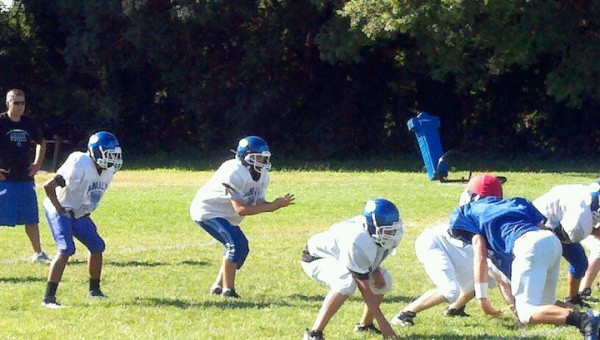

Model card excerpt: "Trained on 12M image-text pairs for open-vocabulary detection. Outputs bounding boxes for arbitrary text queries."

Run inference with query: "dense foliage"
[1,0,598,159]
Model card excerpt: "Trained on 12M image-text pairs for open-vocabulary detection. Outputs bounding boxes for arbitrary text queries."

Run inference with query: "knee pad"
[515,301,534,324]
[439,283,461,304]
[231,240,249,269]
[59,243,76,257]
[88,238,106,254]
[569,261,588,278]
[333,274,358,296]
[371,268,393,295]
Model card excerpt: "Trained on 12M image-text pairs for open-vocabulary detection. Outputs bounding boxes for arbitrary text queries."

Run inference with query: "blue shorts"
[44,208,105,256]
[0,181,39,226]
[195,218,249,269]
[562,242,588,278]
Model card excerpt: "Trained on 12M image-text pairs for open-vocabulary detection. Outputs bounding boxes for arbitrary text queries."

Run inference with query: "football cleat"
[221,288,240,299]
[444,306,470,317]
[566,295,592,309]
[42,296,62,309]
[210,285,223,295]
[391,311,416,326]
[87,289,108,298]
[303,329,324,340]
[32,252,52,264]
[581,288,599,302]
[354,324,381,334]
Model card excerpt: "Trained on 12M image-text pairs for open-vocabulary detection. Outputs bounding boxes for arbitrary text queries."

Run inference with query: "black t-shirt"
[0,112,44,182]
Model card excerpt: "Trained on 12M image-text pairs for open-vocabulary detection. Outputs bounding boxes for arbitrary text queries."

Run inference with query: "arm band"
[474,282,488,299]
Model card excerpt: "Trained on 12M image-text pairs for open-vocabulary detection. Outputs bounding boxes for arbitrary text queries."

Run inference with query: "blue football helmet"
[88,131,123,171]
[363,198,404,249]
[235,136,271,173]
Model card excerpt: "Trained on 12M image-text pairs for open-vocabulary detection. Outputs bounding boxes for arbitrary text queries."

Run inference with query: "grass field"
[0,162,598,339]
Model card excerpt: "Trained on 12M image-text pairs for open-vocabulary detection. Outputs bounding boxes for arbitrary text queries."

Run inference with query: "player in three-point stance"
[41,131,123,308]
[448,174,600,339]
[302,198,402,340]
[533,182,600,307]
[390,223,511,327]
[391,188,513,327]
[190,136,294,298]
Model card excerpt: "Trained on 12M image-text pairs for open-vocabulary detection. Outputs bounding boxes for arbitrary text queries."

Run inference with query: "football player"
[302,198,402,340]
[41,131,123,308]
[533,182,600,307]
[391,184,514,327]
[391,223,513,327]
[0,89,51,264]
[448,174,600,339]
[190,136,294,298]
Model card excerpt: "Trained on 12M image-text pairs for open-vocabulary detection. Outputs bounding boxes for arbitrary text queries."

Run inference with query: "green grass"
[0,165,599,339]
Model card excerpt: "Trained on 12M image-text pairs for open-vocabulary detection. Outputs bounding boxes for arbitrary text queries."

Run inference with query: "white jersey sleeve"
[44,152,115,218]
[307,217,382,277]
[190,159,270,225]
[533,185,595,243]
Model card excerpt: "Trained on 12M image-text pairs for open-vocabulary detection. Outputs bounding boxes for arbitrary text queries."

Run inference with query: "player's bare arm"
[355,278,398,339]
[0,168,8,181]
[472,234,502,316]
[29,139,46,177]
[43,175,66,214]
[372,268,386,289]
[230,193,295,216]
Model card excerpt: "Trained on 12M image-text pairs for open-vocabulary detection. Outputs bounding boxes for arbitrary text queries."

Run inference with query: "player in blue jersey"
[448,174,600,339]
[190,136,294,298]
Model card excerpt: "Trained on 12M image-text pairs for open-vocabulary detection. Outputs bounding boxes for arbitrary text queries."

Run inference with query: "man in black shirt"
[0,88,51,263]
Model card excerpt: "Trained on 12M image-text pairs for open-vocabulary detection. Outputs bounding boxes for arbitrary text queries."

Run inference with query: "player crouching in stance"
[302,198,402,340]
[448,174,600,339]
[390,224,510,327]
[190,136,294,299]
[41,132,122,308]
[533,181,600,306]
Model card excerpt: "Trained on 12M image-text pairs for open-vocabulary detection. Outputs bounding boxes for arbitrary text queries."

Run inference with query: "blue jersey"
[448,196,545,278]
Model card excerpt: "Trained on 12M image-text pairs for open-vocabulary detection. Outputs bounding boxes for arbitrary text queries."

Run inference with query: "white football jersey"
[43,151,115,218]
[533,184,595,243]
[416,224,472,266]
[190,159,269,225]
[306,216,389,276]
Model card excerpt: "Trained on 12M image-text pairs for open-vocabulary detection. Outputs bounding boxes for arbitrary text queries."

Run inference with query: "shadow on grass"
[0,276,45,283]
[67,259,210,268]
[130,297,272,309]
[177,260,211,266]
[287,293,414,305]
[107,260,168,267]
[399,335,549,340]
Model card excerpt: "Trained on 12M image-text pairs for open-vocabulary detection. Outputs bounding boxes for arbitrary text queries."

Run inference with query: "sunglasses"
[11,101,26,106]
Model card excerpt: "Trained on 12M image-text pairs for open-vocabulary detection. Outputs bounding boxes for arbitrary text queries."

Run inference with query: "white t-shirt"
[190,159,269,225]
[43,152,115,218]
[306,216,389,276]
[533,184,595,243]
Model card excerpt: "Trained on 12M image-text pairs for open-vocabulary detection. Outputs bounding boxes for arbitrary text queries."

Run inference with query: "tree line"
[1,0,598,160]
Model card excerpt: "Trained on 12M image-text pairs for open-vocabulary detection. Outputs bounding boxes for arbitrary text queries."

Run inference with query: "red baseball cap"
[466,173,503,198]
